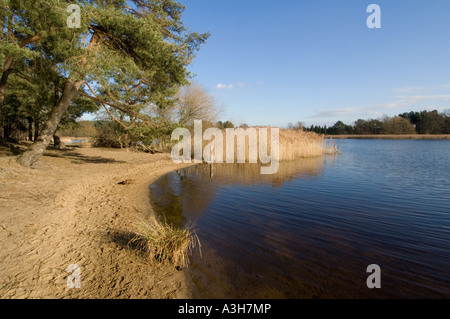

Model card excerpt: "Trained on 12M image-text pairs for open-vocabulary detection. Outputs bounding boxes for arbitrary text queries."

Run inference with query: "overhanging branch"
[80,81,159,128]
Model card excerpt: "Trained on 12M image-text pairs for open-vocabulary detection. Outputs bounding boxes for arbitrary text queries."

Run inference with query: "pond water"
[149,140,450,298]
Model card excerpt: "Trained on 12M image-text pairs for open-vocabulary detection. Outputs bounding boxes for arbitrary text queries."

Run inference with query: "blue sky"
[179,0,450,127]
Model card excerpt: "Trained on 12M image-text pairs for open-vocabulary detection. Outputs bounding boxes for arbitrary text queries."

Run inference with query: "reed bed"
[131,218,201,269]
[197,128,338,163]
[279,129,337,161]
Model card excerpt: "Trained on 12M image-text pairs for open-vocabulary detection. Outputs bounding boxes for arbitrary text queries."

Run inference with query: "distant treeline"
[300,110,450,135]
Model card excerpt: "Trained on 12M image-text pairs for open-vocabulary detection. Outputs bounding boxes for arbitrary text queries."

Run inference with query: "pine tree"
[10,0,209,166]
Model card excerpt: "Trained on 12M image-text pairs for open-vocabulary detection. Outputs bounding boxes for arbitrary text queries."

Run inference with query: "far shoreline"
[326,134,450,140]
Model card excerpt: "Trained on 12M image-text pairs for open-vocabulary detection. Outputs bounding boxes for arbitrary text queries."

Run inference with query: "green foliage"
[216,121,235,129]
[76,0,210,119]
[92,120,123,148]
[2,55,100,140]
[1,0,210,150]
[353,119,383,135]
[307,121,350,135]
[57,121,97,138]
[327,121,353,135]
[400,110,450,134]
[129,123,178,146]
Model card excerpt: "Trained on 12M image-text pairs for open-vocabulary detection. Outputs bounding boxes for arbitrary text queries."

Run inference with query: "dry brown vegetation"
[194,128,337,163]
[131,219,201,270]
[279,129,337,160]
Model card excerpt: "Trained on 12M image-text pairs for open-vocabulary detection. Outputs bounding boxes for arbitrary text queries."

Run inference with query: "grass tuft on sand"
[131,218,201,269]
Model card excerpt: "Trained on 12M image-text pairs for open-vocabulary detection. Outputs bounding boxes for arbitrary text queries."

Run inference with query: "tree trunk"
[17,78,82,167]
[0,69,12,141]
[53,135,63,149]
[34,118,40,142]
[28,116,34,141]
[0,101,3,140]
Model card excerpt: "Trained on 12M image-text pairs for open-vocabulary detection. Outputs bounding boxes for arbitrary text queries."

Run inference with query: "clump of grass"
[131,218,201,269]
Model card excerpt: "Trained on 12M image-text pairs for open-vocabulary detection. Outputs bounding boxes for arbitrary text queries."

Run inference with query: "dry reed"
[186,126,337,163]
[210,128,338,162]
[279,129,337,160]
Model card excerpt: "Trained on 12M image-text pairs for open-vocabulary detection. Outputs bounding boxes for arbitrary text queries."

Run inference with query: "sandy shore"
[0,145,192,299]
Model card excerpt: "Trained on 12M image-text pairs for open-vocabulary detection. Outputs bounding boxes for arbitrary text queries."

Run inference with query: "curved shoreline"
[0,146,192,298]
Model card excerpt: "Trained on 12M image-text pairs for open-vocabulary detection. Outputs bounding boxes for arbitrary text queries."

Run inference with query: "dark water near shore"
[150,140,450,298]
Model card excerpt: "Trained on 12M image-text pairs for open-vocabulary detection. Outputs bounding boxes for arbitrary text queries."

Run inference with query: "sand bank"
[0,145,191,298]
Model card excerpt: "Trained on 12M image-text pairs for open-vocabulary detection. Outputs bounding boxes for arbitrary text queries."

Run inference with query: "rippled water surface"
[150,140,450,298]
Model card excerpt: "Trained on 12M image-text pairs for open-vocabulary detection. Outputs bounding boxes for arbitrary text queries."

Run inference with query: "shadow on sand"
[0,142,126,164]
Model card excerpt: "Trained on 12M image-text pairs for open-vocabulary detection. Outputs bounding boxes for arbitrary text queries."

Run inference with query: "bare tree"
[174,83,221,125]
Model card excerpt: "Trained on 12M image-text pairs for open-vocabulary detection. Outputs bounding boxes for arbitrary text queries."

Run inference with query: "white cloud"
[392,86,425,94]
[393,82,450,94]
[215,81,264,90]
[310,94,450,121]
[396,94,450,102]
[215,83,234,90]
[307,83,450,123]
